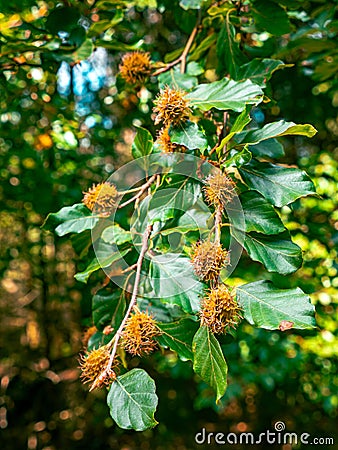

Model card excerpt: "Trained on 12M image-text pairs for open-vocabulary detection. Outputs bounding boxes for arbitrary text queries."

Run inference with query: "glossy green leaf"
[236,280,316,330]
[187,78,263,112]
[238,191,285,234]
[221,147,252,168]
[169,122,208,151]
[251,0,291,36]
[132,127,154,159]
[232,229,302,274]
[149,253,204,314]
[107,369,158,431]
[216,18,248,78]
[237,58,292,86]
[189,34,217,61]
[45,7,80,34]
[92,287,126,330]
[102,224,132,245]
[148,179,201,223]
[249,138,285,158]
[234,120,317,146]
[43,203,98,236]
[157,318,199,360]
[158,70,198,90]
[216,108,252,152]
[192,326,228,401]
[75,245,130,283]
[239,160,316,207]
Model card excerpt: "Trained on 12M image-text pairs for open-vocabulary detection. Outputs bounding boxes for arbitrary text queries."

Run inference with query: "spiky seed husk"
[82,325,98,349]
[191,241,230,282]
[200,284,241,334]
[122,311,160,357]
[119,51,152,85]
[79,345,118,391]
[203,172,236,208]
[153,86,191,126]
[156,125,183,153]
[82,182,118,216]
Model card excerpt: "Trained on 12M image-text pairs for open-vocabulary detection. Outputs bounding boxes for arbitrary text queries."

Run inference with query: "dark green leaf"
[237,58,292,86]
[192,326,228,401]
[149,253,204,314]
[216,18,248,78]
[132,127,154,159]
[45,7,80,34]
[157,318,199,360]
[236,280,316,330]
[43,203,98,236]
[169,122,208,151]
[107,369,158,431]
[238,191,285,234]
[102,224,132,245]
[239,159,316,207]
[249,138,285,158]
[232,229,302,274]
[251,0,291,36]
[92,287,126,330]
[187,78,263,112]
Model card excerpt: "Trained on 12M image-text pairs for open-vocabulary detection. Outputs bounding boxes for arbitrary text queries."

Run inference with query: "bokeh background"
[0,1,337,449]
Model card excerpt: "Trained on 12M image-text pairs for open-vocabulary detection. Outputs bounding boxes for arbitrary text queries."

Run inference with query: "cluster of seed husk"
[203,172,236,208]
[153,86,191,126]
[191,240,230,283]
[200,284,242,334]
[122,310,160,357]
[119,51,152,85]
[156,124,184,153]
[82,182,118,216]
[82,325,98,348]
[79,345,118,391]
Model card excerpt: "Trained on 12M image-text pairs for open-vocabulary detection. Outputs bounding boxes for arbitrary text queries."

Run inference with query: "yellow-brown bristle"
[82,182,118,216]
[122,311,160,357]
[82,325,98,349]
[200,284,241,334]
[79,345,118,391]
[191,240,230,282]
[119,51,152,85]
[156,125,181,153]
[153,86,191,126]
[203,172,236,208]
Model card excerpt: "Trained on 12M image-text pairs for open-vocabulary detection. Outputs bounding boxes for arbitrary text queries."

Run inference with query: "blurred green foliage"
[0,0,337,448]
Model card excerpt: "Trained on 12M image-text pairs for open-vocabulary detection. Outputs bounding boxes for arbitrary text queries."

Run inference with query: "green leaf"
[251,0,291,36]
[132,127,153,159]
[189,34,217,61]
[234,120,317,146]
[169,122,208,151]
[179,0,204,10]
[215,107,252,152]
[222,147,252,168]
[45,7,80,34]
[149,253,204,314]
[107,369,158,431]
[236,280,316,330]
[192,326,228,401]
[216,17,248,78]
[157,318,199,360]
[236,58,292,86]
[186,78,263,112]
[158,70,198,90]
[102,224,132,245]
[148,179,201,223]
[92,287,126,330]
[43,203,98,236]
[249,138,285,158]
[239,159,316,207]
[74,245,130,283]
[237,190,285,234]
[232,229,302,275]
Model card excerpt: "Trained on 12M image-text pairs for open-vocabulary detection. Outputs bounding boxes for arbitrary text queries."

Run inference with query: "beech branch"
[118,174,157,209]
[214,205,223,244]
